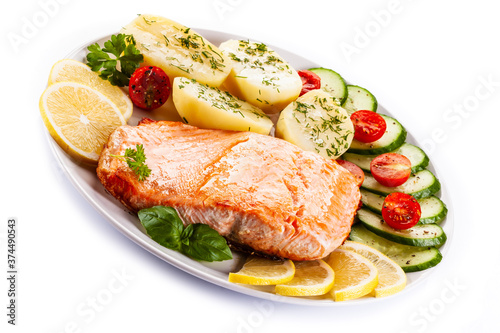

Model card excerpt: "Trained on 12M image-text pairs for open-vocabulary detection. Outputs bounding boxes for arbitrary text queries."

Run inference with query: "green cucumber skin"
[419,210,448,224]
[407,173,441,200]
[308,67,348,104]
[361,220,447,247]
[342,85,378,113]
[411,172,440,200]
[413,157,429,173]
[402,251,442,273]
[342,143,429,174]
[360,190,448,225]
[349,224,443,272]
[359,189,385,215]
[348,115,407,155]
[357,208,447,247]
[398,143,430,173]
[361,170,441,200]
[419,198,448,224]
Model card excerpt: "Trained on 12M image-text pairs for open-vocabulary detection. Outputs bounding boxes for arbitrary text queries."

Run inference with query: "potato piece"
[276,89,354,159]
[219,39,302,114]
[172,77,273,135]
[121,14,232,87]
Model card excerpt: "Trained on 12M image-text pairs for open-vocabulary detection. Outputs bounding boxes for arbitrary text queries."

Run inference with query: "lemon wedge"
[48,59,133,121]
[275,259,334,297]
[339,241,406,298]
[327,249,378,301]
[228,256,295,285]
[39,81,126,164]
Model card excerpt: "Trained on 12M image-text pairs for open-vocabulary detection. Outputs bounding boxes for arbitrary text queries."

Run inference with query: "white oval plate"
[47,28,453,306]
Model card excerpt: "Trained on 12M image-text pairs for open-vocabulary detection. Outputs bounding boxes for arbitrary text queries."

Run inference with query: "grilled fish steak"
[97,119,361,260]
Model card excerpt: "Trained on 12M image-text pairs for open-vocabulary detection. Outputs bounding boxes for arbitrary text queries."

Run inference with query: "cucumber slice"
[348,114,406,155]
[393,143,429,172]
[418,196,448,224]
[349,224,443,272]
[342,85,378,114]
[356,208,447,247]
[362,169,440,199]
[360,189,386,214]
[342,142,429,173]
[308,67,347,104]
[360,189,448,224]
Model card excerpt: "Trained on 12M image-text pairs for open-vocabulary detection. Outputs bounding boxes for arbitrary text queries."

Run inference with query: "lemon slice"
[327,249,378,301]
[39,81,126,164]
[228,256,295,285]
[339,241,406,298]
[48,59,133,120]
[275,259,334,297]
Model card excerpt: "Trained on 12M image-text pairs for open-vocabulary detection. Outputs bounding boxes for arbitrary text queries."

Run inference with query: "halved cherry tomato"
[370,153,411,187]
[129,66,171,110]
[382,192,421,230]
[298,70,321,96]
[350,110,387,143]
[336,159,364,187]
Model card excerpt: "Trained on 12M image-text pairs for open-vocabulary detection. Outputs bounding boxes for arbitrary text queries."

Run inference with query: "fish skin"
[97,119,360,260]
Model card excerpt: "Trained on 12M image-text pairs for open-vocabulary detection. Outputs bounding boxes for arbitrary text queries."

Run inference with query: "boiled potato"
[121,14,232,87]
[276,89,354,159]
[172,77,273,135]
[219,39,302,114]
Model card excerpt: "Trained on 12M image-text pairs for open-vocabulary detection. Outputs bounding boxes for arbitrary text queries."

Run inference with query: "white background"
[2,0,499,332]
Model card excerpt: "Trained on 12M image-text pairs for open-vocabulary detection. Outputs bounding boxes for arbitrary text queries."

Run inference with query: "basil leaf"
[180,224,194,247]
[138,206,232,262]
[180,224,233,262]
[138,206,184,251]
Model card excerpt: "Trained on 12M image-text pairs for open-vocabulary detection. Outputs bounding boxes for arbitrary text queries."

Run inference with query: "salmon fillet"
[97,119,360,260]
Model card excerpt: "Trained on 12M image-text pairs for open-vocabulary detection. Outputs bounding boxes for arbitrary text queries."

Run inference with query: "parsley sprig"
[86,34,144,86]
[111,144,151,181]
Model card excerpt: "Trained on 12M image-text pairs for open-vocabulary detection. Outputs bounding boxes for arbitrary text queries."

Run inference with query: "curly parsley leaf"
[111,144,151,181]
[86,34,143,86]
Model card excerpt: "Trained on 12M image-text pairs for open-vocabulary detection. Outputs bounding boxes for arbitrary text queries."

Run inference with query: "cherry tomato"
[336,159,364,187]
[298,70,321,96]
[129,66,171,110]
[350,110,387,143]
[370,153,411,187]
[382,192,421,229]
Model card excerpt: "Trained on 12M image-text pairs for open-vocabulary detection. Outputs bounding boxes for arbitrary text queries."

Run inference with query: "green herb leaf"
[138,206,184,251]
[180,224,233,262]
[86,33,143,86]
[138,206,233,262]
[110,144,151,181]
